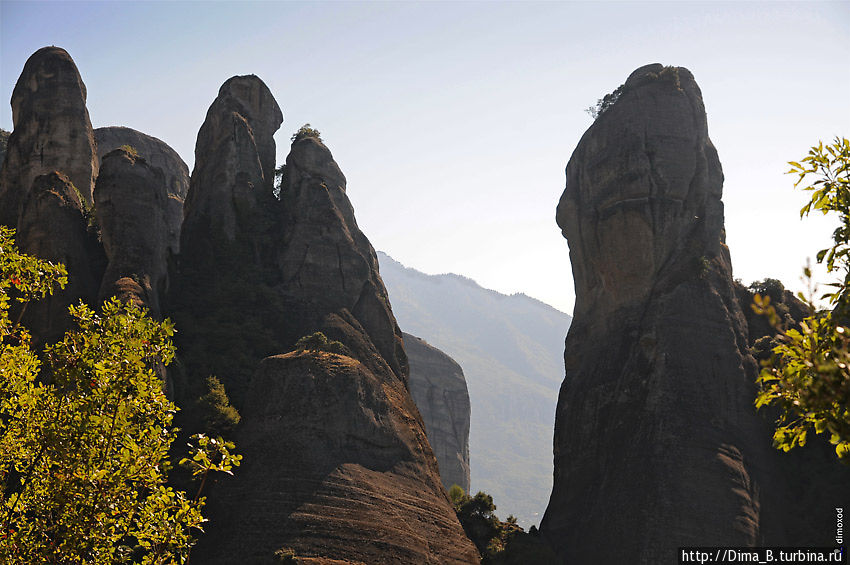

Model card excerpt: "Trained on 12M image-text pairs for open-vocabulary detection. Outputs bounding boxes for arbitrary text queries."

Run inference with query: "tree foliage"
[448,486,557,564]
[585,84,624,120]
[290,123,322,144]
[196,376,241,437]
[0,227,240,562]
[754,137,850,462]
[293,331,347,355]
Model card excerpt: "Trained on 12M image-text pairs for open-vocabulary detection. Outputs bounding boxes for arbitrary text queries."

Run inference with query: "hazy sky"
[2,1,848,314]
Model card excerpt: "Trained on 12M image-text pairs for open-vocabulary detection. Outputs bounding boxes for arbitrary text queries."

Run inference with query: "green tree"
[754,137,850,462]
[0,227,240,563]
[448,486,557,564]
[290,123,322,144]
[293,331,347,355]
[196,376,241,436]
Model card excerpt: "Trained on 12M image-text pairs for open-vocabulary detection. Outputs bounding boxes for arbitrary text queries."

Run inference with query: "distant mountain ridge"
[378,251,572,527]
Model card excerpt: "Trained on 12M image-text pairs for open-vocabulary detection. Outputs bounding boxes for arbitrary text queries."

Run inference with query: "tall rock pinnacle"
[94,148,170,318]
[177,80,477,563]
[94,126,189,256]
[0,46,98,228]
[276,134,408,383]
[541,64,777,562]
[405,332,472,493]
[181,74,282,260]
[0,47,103,345]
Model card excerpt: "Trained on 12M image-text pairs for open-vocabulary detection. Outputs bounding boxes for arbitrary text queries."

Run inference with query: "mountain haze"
[378,251,571,527]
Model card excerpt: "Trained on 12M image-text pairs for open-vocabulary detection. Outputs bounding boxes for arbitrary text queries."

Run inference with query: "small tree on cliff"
[0,227,240,562]
[291,123,322,143]
[294,331,347,355]
[754,137,850,462]
[448,486,557,564]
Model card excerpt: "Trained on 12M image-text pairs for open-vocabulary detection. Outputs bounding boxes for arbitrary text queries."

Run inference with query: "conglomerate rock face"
[0,46,97,229]
[94,126,188,255]
[404,332,471,493]
[180,79,476,564]
[94,148,170,318]
[540,64,782,563]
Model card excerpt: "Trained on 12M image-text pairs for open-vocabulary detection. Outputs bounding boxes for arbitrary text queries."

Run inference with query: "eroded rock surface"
[94,148,170,317]
[15,172,102,345]
[541,64,782,562]
[0,46,97,228]
[94,126,188,254]
[181,75,282,257]
[195,352,479,564]
[404,332,471,493]
[178,79,475,564]
[276,135,408,383]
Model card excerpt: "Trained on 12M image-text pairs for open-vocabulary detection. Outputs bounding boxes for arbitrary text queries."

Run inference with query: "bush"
[294,331,347,355]
[274,547,299,563]
[585,84,625,120]
[197,375,242,436]
[118,144,140,158]
[291,123,322,144]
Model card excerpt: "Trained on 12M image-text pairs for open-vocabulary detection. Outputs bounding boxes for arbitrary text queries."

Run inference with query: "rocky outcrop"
[180,75,282,259]
[94,148,170,317]
[179,79,475,563]
[276,135,408,383]
[404,332,471,493]
[94,126,188,254]
[541,64,785,562]
[194,352,479,564]
[0,46,97,229]
[15,172,103,345]
[0,128,9,168]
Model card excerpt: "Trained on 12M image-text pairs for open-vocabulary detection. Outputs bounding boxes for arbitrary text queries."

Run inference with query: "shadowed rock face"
[404,332,471,493]
[0,46,97,229]
[195,352,479,565]
[277,135,408,383]
[94,148,170,317]
[181,74,282,259]
[180,80,475,563]
[94,126,188,255]
[16,172,103,345]
[541,64,781,562]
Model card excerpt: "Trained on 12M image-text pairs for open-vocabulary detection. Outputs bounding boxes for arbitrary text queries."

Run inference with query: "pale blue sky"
[2,1,848,313]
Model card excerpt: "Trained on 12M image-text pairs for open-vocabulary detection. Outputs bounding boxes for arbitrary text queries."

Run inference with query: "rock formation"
[0,128,9,168]
[0,47,103,345]
[180,74,282,260]
[735,280,850,545]
[94,126,188,254]
[541,64,783,562]
[93,147,170,317]
[276,134,408,383]
[0,46,97,229]
[15,172,103,345]
[404,332,471,493]
[196,352,479,564]
[179,79,477,563]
